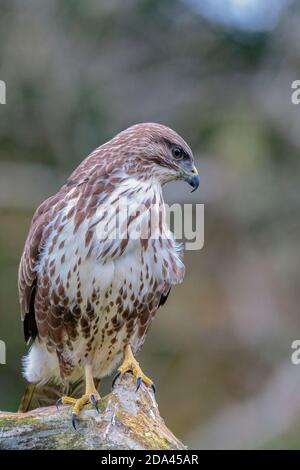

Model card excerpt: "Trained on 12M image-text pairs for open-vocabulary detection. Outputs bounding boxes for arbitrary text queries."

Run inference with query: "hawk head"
[110,123,199,192]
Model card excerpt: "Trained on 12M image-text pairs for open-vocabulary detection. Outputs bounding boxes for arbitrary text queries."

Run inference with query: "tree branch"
[0,374,185,450]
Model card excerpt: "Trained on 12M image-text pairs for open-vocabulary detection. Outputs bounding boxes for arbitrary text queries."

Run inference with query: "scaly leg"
[112,344,156,393]
[57,364,101,430]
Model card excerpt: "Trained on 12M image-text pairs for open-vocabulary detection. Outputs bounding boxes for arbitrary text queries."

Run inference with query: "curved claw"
[136,376,142,392]
[151,383,157,394]
[56,398,62,410]
[71,413,78,431]
[90,394,99,414]
[111,370,121,390]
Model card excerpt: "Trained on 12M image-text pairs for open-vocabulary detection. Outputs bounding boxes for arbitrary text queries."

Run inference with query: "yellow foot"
[112,344,156,393]
[56,365,101,430]
[57,390,101,430]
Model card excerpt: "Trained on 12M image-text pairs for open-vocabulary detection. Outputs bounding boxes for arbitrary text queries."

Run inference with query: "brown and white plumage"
[18,123,199,392]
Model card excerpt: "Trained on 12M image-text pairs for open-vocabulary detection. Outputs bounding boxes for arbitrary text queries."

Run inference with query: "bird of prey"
[18,123,199,427]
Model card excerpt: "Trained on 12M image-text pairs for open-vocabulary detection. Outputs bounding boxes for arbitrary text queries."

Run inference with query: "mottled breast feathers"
[19,123,188,384]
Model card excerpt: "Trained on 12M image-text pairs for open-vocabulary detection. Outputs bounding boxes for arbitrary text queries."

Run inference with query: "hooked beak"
[184,166,200,193]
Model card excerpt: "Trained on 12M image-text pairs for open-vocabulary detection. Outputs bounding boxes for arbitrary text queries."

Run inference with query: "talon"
[58,366,101,427]
[151,383,157,394]
[117,344,155,393]
[111,370,121,390]
[72,413,78,431]
[136,376,142,392]
[90,394,99,413]
[56,398,62,410]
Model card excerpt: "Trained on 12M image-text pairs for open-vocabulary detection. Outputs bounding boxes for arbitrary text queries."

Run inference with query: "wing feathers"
[18,195,58,335]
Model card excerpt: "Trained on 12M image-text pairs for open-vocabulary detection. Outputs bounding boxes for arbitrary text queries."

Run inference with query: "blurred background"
[0,0,300,449]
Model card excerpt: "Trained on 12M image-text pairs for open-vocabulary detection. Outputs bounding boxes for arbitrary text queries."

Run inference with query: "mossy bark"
[0,374,185,450]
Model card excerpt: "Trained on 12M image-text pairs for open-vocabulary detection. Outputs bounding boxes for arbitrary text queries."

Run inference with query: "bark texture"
[0,374,185,450]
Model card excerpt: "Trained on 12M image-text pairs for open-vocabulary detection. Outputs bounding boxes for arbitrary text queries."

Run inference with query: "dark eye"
[172,146,183,159]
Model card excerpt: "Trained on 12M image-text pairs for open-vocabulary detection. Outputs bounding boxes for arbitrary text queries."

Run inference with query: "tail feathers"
[18,378,88,413]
